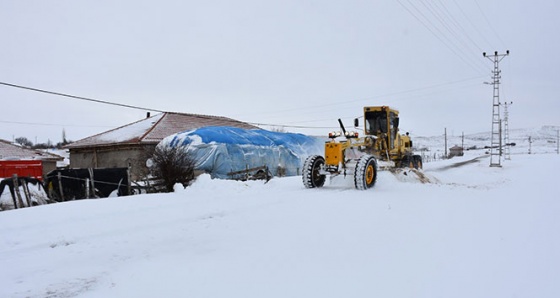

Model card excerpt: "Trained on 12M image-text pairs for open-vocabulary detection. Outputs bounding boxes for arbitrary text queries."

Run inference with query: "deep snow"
[1,151,559,298]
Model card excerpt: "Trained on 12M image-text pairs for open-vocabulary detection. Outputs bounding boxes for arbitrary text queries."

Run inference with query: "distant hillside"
[413,126,559,157]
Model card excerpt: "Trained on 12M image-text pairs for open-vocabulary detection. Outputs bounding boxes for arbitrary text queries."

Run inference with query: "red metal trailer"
[0,160,43,181]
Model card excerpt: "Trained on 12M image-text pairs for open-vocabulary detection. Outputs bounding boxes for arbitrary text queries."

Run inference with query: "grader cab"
[302,106,422,190]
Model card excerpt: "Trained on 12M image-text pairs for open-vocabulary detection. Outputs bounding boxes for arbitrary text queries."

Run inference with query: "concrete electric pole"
[483,50,509,167]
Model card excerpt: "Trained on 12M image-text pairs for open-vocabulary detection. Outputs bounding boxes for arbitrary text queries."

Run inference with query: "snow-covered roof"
[65,112,258,149]
[0,139,64,161]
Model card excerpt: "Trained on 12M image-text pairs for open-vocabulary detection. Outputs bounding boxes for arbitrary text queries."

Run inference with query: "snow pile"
[160,126,324,178]
[1,151,559,297]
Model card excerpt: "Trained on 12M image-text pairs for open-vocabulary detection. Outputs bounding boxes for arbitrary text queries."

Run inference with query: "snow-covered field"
[1,148,559,298]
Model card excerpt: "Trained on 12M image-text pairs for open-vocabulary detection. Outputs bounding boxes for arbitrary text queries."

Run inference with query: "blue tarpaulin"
[160,126,323,179]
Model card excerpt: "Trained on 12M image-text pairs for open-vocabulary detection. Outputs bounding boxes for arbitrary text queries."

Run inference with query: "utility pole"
[557,129,559,154]
[503,101,512,160]
[499,119,503,156]
[483,50,509,167]
[444,128,448,159]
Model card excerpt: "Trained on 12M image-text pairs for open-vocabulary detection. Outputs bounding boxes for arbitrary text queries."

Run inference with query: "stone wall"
[69,144,156,181]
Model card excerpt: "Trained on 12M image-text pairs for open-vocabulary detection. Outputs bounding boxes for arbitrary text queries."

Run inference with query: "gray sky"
[1,0,559,144]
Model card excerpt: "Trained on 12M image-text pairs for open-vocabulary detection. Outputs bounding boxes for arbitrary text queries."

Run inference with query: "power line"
[433,0,485,52]
[231,75,486,120]
[246,122,337,130]
[474,0,507,48]
[421,0,475,51]
[0,119,114,128]
[247,80,483,130]
[396,0,488,74]
[418,0,489,71]
[0,81,165,113]
[425,0,490,71]
[0,81,333,130]
[451,0,494,50]
[1,76,486,131]
[273,81,483,127]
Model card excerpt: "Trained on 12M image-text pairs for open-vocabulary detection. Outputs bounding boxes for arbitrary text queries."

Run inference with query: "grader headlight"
[344,131,359,138]
[328,131,342,139]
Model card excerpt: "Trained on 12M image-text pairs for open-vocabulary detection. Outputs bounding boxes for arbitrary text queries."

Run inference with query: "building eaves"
[64,113,164,149]
[0,139,64,161]
[64,112,259,149]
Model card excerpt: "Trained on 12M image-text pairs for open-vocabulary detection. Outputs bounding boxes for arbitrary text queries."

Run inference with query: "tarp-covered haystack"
[160,126,323,179]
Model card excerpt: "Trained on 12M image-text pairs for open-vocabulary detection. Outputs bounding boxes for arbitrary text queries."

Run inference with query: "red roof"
[65,112,258,149]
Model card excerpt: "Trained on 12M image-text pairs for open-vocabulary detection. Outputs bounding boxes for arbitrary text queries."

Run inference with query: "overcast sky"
[1,0,559,144]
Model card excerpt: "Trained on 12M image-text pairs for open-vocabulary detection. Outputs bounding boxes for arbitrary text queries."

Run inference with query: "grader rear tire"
[302,155,326,188]
[413,155,423,169]
[354,155,378,190]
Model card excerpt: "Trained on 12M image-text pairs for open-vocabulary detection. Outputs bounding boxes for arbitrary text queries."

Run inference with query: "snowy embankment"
[1,153,559,298]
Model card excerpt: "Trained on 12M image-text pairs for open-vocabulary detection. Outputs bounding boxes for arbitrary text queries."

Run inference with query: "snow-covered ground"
[1,147,559,297]
[413,126,559,157]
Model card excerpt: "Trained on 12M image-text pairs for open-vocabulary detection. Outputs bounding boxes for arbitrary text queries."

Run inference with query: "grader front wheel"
[354,155,378,190]
[302,155,326,188]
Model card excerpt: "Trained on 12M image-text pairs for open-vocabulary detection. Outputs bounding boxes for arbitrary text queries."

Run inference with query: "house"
[448,145,464,158]
[0,139,64,180]
[64,112,259,181]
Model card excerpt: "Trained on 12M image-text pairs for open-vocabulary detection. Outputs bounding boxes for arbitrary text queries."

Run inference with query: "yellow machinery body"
[324,106,417,169]
[302,105,421,190]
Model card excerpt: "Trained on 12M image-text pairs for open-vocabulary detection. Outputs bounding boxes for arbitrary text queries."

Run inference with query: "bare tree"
[14,137,33,147]
[151,145,196,192]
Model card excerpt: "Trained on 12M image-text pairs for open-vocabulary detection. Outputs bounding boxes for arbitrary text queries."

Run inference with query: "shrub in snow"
[150,145,195,193]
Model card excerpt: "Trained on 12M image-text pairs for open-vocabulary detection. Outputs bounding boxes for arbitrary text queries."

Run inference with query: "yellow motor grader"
[302,106,422,190]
